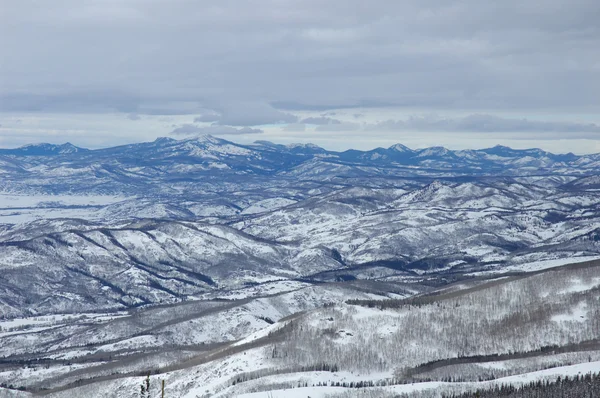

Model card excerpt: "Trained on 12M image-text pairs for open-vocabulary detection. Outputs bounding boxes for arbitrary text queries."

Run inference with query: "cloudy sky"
[1,0,599,153]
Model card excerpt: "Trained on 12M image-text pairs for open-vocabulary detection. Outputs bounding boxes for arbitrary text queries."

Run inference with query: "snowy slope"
[14,260,599,398]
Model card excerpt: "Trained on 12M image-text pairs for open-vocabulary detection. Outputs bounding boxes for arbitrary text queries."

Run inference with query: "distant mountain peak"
[389,143,413,152]
[154,137,177,144]
[185,135,225,145]
[0,142,89,156]
[417,146,452,157]
[426,180,446,190]
[286,142,324,151]
[57,142,86,153]
[482,145,549,158]
[253,140,278,147]
[21,143,53,149]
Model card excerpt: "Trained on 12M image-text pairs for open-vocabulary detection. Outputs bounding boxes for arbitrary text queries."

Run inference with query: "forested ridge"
[272,263,600,377]
[443,373,600,398]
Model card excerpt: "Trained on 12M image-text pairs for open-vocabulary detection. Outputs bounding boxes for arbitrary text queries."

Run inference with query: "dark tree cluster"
[443,373,600,398]
[231,363,340,386]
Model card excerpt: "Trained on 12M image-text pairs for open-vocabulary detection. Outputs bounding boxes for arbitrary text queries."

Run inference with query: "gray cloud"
[1,0,598,117]
[190,103,298,126]
[315,121,361,132]
[300,116,342,125]
[127,113,141,121]
[371,114,600,134]
[0,92,141,113]
[1,0,600,154]
[283,123,307,132]
[170,124,263,136]
[212,102,298,126]
[194,114,221,123]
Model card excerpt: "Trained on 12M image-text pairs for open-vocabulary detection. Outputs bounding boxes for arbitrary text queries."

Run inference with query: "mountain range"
[1,135,599,317]
[0,136,599,397]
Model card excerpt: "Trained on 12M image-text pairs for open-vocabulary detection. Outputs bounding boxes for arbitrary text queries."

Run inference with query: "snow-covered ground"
[235,361,600,398]
[465,255,600,277]
[0,194,131,209]
[1,137,600,397]
[0,194,132,223]
[0,312,128,337]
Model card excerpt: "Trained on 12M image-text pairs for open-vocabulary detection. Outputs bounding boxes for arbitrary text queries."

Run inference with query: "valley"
[0,136,599,397]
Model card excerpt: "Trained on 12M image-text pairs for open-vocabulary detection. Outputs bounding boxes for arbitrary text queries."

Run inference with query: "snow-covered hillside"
[1,136,599,396]
[4,260,597,398]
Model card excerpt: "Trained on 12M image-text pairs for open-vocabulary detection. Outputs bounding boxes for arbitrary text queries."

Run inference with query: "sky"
[1,0,599,153]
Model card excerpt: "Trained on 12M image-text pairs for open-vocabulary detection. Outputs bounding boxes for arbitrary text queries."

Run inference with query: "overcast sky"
[1,0,599,153]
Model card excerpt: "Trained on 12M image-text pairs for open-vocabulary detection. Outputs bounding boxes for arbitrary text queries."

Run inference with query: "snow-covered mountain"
[2,258,599,397]
[0,142,88,157]
[1,136,599,397]
[1,136,599,315]
[0,136,598,197]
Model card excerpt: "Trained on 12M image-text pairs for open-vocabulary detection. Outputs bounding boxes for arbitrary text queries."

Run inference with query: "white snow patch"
[551,301,588,323]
